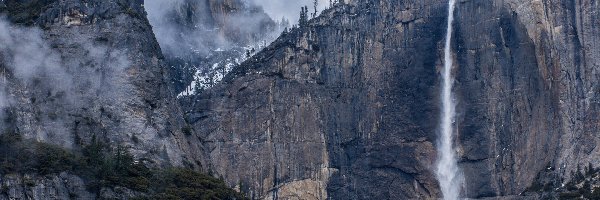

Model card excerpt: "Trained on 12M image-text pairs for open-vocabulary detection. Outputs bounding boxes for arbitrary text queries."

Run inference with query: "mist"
[250,0,329,22]
[0,17,131,148]
[144,0,331,57]
[145,0,275,57]
[0,18,71,92]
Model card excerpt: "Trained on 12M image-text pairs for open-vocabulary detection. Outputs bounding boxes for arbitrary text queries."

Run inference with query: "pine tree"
[299,6,308,27]
[304,6,309,22]
[279,17,290,30]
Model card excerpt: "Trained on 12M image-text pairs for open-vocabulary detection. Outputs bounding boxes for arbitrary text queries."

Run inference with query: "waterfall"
[435,0,464,200]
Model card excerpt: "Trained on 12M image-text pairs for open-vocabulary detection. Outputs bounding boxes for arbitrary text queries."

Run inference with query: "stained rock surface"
[0,0,598,199]
[183,0,599,199]
[0,0,194,166]
[0,1,196,198]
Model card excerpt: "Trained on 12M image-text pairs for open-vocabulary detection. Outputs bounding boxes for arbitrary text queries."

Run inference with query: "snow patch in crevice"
[176,41,268,98]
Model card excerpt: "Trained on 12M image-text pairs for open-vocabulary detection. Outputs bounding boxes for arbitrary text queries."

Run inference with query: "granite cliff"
[0,0,598,199]
[0,0,197,166]
[183,0,599,199]
[0,0,201,198]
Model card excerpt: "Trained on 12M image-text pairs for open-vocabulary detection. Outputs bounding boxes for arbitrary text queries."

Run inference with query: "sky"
[144,0,332,56]
[250,0,330,23]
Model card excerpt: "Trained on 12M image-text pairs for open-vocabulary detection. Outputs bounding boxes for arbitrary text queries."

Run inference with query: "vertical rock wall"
[0,0,194,168]
[185,0,599,199]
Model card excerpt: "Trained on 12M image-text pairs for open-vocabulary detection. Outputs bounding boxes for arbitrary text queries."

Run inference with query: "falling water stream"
[435,0,464,200]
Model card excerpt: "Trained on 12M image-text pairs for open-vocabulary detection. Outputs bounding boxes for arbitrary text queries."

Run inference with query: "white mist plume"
[435,0,464,200]
[0,18,71,91]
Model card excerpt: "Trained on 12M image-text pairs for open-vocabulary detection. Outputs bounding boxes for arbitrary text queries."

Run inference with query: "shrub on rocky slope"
[0,133,247,200]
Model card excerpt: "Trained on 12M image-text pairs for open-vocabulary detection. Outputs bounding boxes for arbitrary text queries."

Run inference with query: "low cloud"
[0,17,130,147]
[0,18,71,91]
[144,0,330,58]
[249,0,329,23]
[144,0,280,57]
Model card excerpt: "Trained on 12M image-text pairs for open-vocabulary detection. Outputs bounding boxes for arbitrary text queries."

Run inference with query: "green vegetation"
[116,2,143,20]
[557,164,600,200]
[0,133,247,200]
[181,125,193,136]
[80,137,153,192]
[0,0,55,25]
[0,133,79,175]
[526,163,600,200]
[148,168,246,200]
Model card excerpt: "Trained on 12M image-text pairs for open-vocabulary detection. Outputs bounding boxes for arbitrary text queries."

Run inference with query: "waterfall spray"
[435,0,464,200]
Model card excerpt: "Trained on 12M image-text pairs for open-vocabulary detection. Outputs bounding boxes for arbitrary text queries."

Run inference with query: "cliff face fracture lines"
[435,0,464,199]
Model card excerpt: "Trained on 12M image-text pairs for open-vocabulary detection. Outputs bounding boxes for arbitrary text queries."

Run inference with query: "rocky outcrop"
[184,0,599,199]
[185,1,446,199]
[146,0,281,95]
[0,173,94,200]
[0,0,204,199]
[0,0,597,199]
[0,173,140,200]
[454,0,599,197]
[0,0,194,169]
[504,0,600,180]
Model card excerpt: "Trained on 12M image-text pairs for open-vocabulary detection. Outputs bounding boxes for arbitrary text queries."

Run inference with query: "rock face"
[0,0,201,199]
[0,0,281,199]
[0,0,597,199]
[0,173,146,200]
[183,0,599,199]
[146,0,281,95]
[0,173,95,200]
[0,0,194,170]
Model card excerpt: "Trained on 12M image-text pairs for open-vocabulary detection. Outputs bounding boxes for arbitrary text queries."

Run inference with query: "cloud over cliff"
[0,17,130,147]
